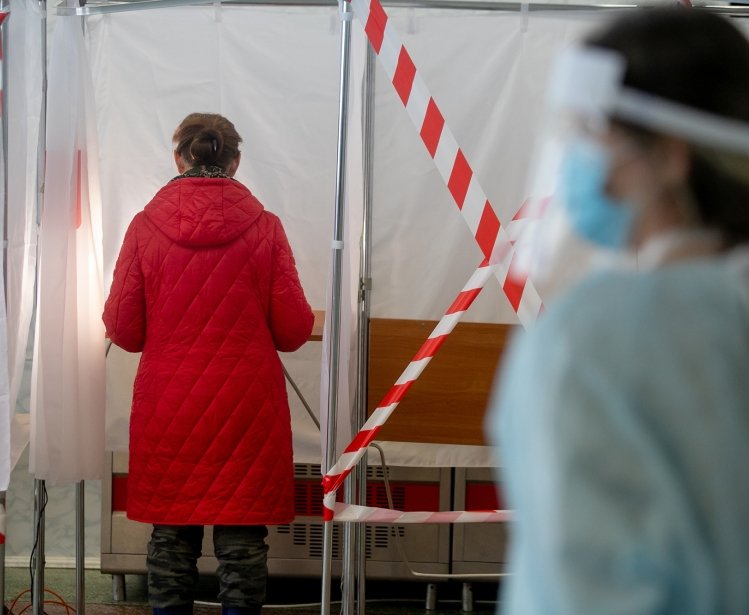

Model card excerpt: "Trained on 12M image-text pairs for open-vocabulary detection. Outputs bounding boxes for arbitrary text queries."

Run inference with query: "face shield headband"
[552,45,749,168]
[512,45,749,303]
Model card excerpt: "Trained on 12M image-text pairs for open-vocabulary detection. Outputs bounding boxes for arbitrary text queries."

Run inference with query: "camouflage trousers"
[147,524,269,610]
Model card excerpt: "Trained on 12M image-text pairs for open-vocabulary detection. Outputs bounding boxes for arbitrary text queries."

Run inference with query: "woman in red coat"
[103,113,314,615]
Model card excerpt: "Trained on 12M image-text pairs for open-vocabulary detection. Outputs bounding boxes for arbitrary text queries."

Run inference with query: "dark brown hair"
[586,8,749,247]
[173,113,242,172]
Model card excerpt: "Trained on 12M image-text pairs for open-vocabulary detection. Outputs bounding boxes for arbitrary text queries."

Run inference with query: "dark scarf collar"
[171,165,234,181]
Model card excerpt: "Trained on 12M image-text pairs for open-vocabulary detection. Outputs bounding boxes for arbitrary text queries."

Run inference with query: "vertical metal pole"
[1,0,8,276]
[354,42,377,615]
[425,583,438,611]
[341,475,356,615]
[72,0,85,610]
[344,31,377,615]
[32,479,45,615]
[461,583,474,613]
[321,2,353,615]
[76,481,85,615]
[0,9,9,612]
[32,2,47,612]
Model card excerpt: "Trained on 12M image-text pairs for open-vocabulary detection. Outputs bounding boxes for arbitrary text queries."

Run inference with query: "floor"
[3,568,500,615]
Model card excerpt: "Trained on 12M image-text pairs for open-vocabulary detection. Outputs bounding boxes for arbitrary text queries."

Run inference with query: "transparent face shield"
[513,45,749,303]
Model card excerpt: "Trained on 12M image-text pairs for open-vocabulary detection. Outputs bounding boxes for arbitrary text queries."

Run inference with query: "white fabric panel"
[370,10,603,323]
[30,17,105,484]
[104,344,134,453]
[89,5,344,456]
[6,0,43,475]
[88,6,342,308]
[94,8,606,467]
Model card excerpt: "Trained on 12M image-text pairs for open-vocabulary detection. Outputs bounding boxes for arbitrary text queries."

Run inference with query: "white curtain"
[88,5,345,454]
[5,0,43,481]
[368,10,602,323]
[91,7,604,468]
[30,16,105,484]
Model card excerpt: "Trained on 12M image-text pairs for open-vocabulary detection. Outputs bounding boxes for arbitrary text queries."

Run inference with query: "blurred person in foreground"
[487,9,749,614]
[103,113,314,615]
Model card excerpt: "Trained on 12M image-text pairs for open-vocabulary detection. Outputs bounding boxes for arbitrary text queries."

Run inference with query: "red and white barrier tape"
[348,0,543,327]
[330,502,511,524]
[321,0,548,523]
[322,260,496,520]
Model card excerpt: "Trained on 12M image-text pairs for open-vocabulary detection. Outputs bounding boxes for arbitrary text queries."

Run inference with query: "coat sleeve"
[491,321,677,615]
[268,217,314,352]
[102,216,147,352]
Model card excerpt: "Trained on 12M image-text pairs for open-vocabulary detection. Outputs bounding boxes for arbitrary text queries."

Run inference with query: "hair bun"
[202,128,224,155]
[173,113,243,172]
[188,128,225,166]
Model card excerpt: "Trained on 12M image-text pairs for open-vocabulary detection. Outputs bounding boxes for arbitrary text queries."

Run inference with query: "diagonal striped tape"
[348,0,543,326]
[322,261,496,518]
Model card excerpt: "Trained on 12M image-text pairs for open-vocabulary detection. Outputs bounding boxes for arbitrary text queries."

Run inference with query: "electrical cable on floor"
[7,587,76,615]
[11,484,77,615]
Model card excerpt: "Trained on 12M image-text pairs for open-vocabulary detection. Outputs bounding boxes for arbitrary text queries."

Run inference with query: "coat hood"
[144,177,264,247]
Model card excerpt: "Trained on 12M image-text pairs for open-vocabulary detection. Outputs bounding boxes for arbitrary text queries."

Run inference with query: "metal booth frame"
[3,2,749,615]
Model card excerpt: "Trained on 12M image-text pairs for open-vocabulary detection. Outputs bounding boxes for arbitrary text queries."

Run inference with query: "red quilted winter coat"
[103,176,314,526]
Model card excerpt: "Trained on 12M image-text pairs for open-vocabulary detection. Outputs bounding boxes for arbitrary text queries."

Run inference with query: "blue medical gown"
[487,255,749,614]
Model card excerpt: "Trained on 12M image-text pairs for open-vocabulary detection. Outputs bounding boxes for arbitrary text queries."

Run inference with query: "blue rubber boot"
[221,606,261,615]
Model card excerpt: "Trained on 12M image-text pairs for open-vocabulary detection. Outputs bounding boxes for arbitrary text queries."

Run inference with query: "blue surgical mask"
[558,138,635,248]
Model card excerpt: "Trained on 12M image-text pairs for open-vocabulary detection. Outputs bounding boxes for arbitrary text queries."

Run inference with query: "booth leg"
[31,479,46,615]
[425,583,437,611]
[112,574,126,602]
[75,482,85,615]
[1,492,6,615]
[461,583,474,613]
